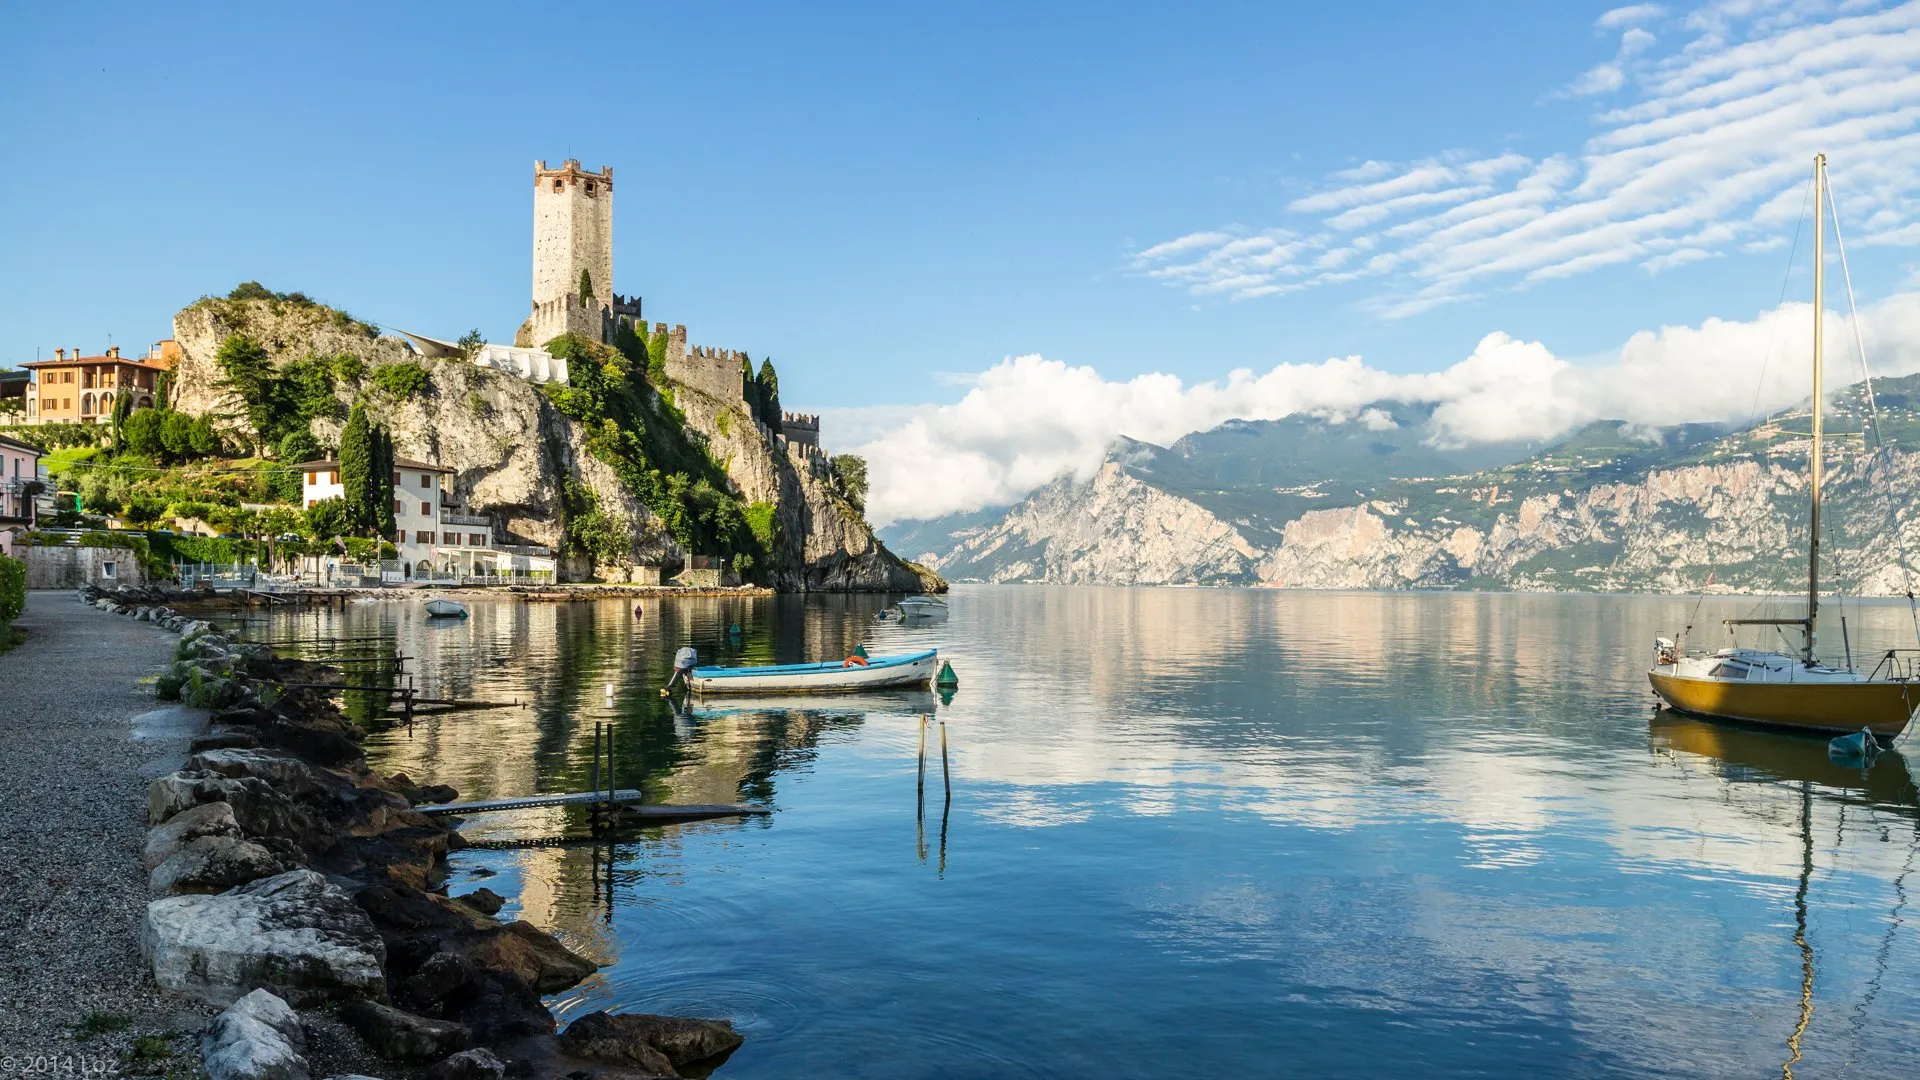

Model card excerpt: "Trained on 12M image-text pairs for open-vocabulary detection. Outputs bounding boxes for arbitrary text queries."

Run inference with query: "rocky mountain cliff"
[171,293,939,591]
[888,379,1920,596]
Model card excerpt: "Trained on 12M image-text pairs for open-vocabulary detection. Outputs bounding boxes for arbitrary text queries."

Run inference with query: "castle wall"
[659,322,746,403]
[528,293,610,349]
[532,160,613,316]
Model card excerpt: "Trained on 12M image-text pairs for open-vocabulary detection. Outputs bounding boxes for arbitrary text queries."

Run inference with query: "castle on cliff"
[504,159,816,447]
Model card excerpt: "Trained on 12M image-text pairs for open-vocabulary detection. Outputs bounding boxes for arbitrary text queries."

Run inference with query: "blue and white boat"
[687,649,940,695]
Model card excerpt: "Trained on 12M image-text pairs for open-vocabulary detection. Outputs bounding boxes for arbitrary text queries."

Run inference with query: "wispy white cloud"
[857,291,1920,522]
[1598,3,1668,30]
[1130,1,1920,312]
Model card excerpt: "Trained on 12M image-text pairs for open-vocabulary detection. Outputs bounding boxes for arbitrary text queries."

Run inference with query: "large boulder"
[202,989,309,1080]
[339,1000,470,1063]
[557,1012,744,1072]
[466,922,596,994]
[147,771,332,850]
[187,749,355,805]
[424,1048,503,1080]
[144,800,242,870]
[144,869,387,1006]
[150,834,286,895]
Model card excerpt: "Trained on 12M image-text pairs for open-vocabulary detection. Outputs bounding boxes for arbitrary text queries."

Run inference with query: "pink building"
[0,433,43,557]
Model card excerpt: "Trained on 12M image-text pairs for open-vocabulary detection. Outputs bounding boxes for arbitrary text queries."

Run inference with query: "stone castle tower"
[526,159,640,348]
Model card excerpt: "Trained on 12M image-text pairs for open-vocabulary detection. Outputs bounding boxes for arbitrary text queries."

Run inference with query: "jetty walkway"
[0,592,200,1052]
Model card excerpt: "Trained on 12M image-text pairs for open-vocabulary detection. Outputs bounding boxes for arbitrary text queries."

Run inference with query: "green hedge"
[0,554,24,628]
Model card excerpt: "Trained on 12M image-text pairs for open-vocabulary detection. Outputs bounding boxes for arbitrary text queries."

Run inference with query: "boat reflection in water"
[1650,710,1919,1078]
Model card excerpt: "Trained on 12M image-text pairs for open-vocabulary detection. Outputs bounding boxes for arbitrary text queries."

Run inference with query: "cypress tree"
[579,268,593,306]
[756,359,783,432]
[339,402,373,535]
[740,355,760,416]
[372,425,397,539]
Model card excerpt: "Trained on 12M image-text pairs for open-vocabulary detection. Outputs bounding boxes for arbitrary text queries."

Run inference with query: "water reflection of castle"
[364,595,896,950]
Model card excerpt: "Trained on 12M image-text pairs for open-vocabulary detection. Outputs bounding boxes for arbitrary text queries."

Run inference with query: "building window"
[443,532,458,545]
[470,533,486,546]
[586,181,595,195]
[552,179,563,192]
[415,530,432,544]
[420,502,431,517]
[419,473,430,489]
[307,471,317,484]
[393,499,403,517]
[101,561,116,580]
[392,470,400,484]
[329,471,338,484]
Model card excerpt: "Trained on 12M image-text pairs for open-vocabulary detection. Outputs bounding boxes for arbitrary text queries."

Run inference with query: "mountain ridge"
[883,375,1920,594]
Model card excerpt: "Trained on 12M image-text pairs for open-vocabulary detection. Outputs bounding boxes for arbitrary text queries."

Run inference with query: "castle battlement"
[782,411,820,448]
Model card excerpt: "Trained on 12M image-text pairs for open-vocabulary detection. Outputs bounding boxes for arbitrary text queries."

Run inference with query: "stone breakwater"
[81,585,747,1080]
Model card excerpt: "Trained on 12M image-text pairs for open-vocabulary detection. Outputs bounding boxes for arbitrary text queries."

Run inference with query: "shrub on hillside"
[372,362,430,399]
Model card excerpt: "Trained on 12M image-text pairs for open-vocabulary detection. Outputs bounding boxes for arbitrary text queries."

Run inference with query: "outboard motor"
[662,645,700,695]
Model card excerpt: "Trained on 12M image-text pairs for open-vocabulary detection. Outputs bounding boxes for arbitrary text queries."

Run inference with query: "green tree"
[304,497,351,541]
[187,415,219,457]
[228,281,275,301]
[457,328,484,361]
[831,454,869,512]
[277,428,322,465]
[214,333,275,447]
[124,409,164,457]
[339,401,374,535]
[124,494,166,528]
[579,268,594,305]
[109,391,134,452]
[372,425,396,539]
[155,371,170,410]
[160,412,194,462]
[756,359,783,431]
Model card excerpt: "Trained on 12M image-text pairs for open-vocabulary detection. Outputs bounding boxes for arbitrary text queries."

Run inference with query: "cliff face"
[170,296,938,591]
[928,452,1264,585]
[667,377,936,592]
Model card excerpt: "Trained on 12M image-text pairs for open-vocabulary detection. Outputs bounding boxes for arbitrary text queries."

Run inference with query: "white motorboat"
[424,598,468,619]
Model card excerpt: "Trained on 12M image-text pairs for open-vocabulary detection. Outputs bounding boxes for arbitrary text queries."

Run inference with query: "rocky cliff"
[896,382,1920,596]
[170,294,939,591]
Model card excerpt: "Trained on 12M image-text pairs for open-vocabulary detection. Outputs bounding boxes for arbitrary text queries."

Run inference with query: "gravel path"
[0,591,211,1067]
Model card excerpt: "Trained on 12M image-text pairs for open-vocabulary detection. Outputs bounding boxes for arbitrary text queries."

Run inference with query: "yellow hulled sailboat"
[1648,154,1920,740]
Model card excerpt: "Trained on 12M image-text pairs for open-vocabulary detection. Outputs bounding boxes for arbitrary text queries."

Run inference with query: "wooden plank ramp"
[418,789,768,820]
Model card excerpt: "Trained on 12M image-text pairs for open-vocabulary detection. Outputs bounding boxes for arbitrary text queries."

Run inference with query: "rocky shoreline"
[83,584,746,1080]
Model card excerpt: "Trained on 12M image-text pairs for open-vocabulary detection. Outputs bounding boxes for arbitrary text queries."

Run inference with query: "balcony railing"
[440,511,490,527]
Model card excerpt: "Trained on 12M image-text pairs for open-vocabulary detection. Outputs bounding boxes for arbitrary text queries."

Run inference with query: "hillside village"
[0,159,940,594]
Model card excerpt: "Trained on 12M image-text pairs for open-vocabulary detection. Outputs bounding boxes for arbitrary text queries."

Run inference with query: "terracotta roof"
[294,458,454,474]
[22,355,170,371]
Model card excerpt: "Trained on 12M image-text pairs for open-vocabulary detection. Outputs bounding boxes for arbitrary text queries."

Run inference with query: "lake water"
[244,587,1920,1077]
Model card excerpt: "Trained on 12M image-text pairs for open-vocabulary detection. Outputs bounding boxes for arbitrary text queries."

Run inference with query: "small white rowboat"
[424,598,468,618]
[688,649,939,695]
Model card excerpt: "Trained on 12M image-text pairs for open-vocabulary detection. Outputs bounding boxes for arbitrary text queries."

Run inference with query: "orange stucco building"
[23,344,174,425]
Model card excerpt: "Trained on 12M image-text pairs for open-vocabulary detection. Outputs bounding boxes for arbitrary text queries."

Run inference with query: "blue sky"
[6,2,1920,520]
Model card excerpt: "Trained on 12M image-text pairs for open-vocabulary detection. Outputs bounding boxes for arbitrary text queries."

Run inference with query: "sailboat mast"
[1808,153,1825,665]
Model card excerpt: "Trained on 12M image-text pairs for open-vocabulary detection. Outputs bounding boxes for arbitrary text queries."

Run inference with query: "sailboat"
[1648,153,1920,740]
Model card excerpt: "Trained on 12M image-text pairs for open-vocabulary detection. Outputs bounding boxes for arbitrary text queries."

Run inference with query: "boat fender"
[843,655,870,667]
[674,646,698,671]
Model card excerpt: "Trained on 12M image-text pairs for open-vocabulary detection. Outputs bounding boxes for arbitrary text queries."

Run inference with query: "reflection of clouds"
[935,587,1920,887]
[975,790,1096,828]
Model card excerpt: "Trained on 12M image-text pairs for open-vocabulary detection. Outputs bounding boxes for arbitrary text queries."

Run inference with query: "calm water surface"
[244,587,1920,1077]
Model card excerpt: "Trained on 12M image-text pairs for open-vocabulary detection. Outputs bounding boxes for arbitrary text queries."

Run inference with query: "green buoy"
[852,644,869,659]
[935,660,958,688]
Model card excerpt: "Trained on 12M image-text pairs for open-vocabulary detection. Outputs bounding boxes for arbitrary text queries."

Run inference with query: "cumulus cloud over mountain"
[848,292,1920,524]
